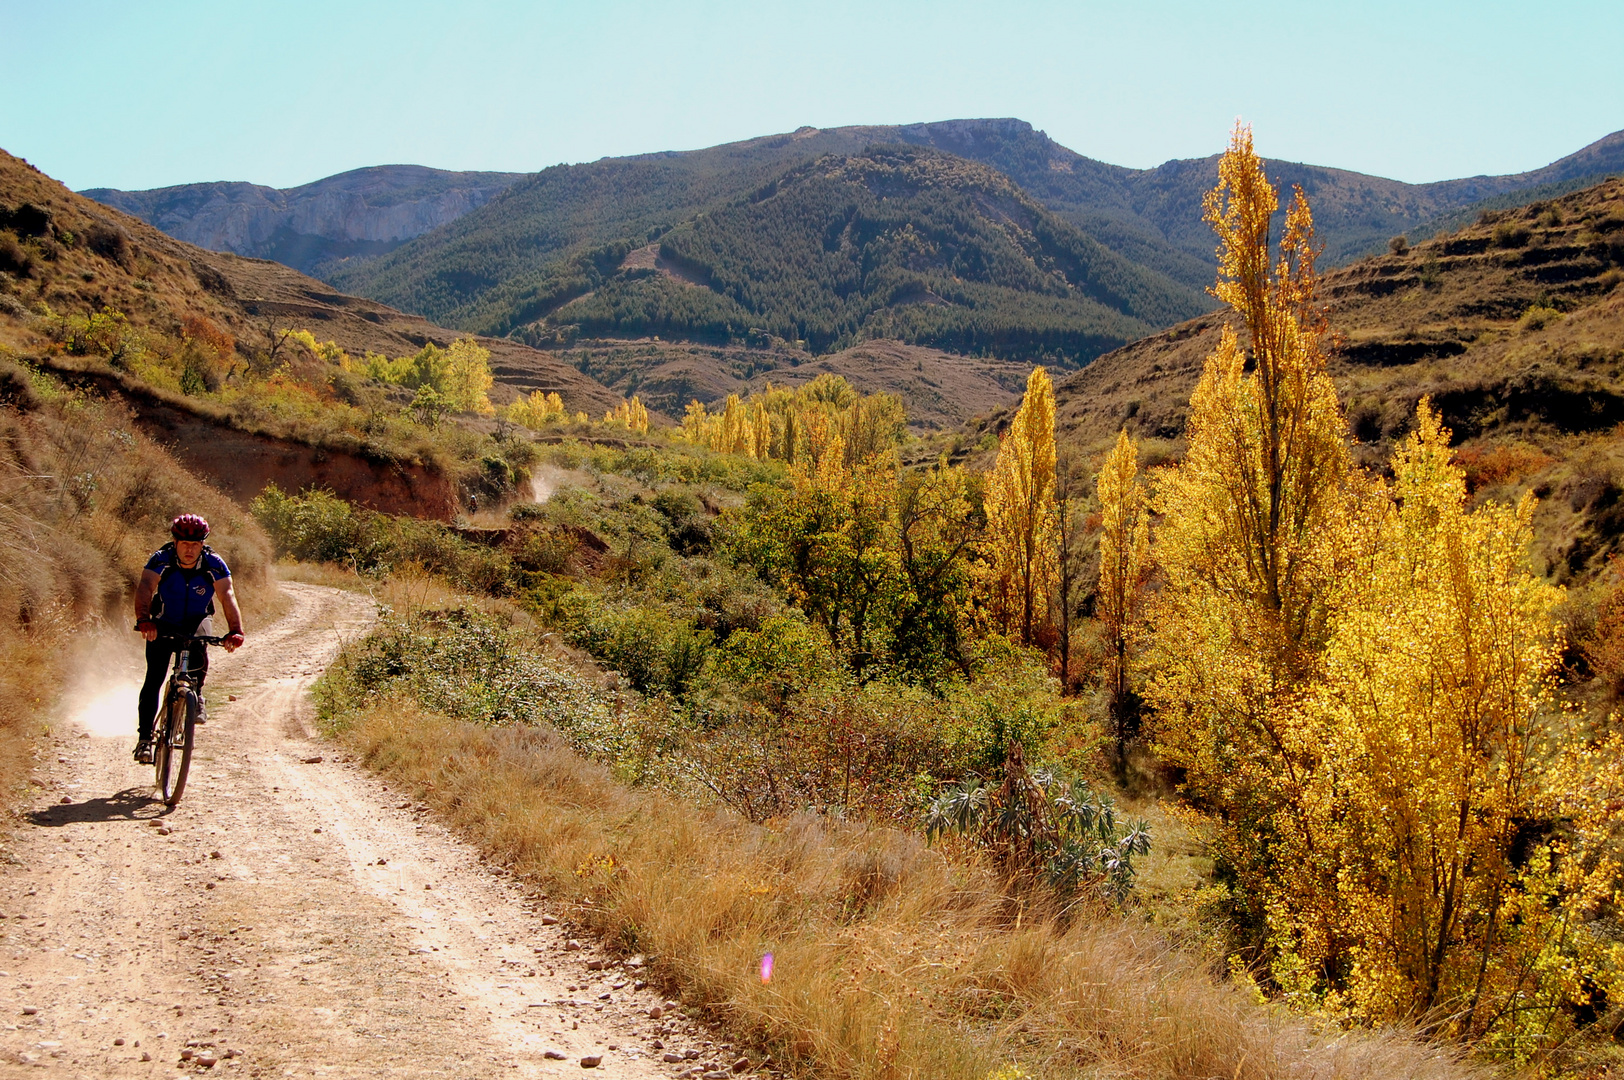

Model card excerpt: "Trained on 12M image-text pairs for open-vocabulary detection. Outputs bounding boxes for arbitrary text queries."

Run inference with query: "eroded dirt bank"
[0,583,739,1078]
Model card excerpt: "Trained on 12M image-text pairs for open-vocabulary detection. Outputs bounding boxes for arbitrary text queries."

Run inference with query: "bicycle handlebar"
[135,629,231,646]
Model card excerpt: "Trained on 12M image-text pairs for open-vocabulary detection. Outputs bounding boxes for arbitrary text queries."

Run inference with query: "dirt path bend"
[0,582,720,1079]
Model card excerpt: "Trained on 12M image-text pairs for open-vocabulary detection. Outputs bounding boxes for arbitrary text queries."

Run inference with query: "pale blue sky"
[3,0,1620,192]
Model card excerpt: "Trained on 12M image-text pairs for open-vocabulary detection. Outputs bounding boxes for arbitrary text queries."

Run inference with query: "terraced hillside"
[0,149,620,415]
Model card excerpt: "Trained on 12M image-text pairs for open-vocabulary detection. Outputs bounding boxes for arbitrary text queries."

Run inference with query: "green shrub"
[561,600,715,699]
[924,750,1151,900]
[251,484,516,593]
[251,485,379,565]
[317,606,643,765]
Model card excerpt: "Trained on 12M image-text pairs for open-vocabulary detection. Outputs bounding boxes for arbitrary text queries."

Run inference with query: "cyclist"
[132,514,244,764]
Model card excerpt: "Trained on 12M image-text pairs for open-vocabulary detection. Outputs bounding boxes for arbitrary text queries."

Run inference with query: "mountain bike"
[151,634,225,806]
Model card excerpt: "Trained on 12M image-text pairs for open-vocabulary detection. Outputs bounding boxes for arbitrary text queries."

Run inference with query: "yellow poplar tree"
[1147,123,1357,923]
[1279,401,1622,1048]
[983,366,1057,646]
[1096,429,1148,754]
[603,396,650,433]
[443,338,495,414]
[1147,123,1624,1056]
[507,390,565,429]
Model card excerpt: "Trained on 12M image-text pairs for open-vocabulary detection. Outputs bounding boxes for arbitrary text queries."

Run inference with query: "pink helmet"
[170,514,210,541]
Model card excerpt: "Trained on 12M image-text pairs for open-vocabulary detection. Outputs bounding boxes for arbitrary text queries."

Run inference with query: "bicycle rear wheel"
[159,688,197,806]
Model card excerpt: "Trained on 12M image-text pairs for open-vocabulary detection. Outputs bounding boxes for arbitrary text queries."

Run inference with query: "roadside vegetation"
[14,298,662,507]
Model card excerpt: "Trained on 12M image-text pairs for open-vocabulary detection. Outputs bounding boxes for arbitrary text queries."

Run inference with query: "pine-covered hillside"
[489,146,1211,366]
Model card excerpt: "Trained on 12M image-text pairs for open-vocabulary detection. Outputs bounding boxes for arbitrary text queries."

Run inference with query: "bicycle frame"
[151,634,224,804]
[164,648,202,744]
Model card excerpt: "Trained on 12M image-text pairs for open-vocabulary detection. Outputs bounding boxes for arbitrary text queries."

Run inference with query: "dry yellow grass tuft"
[336,699,1482,1080]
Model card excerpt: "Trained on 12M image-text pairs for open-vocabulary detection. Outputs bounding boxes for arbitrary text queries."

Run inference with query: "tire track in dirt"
[0,582,735,1078]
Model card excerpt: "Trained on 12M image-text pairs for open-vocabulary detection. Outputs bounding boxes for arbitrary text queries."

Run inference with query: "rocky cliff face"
[82,164,525,276]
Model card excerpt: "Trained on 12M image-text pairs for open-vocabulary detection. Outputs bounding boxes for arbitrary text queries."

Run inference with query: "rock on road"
[0,582,731,1078]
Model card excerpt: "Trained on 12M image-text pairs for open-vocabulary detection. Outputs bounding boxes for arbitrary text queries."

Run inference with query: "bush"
[251,485,377,565]
[1387,235,1408,255]
[317,606,640,765]
[83,220,132,266]
[0,230,33,277]
[1518,304,1564,332]
[924,743,1151,900]
[251,484,519,594]
[559,598,715,698]
[1494,222,1531,248]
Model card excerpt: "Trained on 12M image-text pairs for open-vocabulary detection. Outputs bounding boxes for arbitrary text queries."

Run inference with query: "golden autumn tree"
[1146,123,1358,927]
[603,395,650,433]
[983,366,1057,647]
[1271,401,1622,1050]
[443,338,495,414]
[1146,123,1624,1057]
[1096,430,1148,757]
[506,389,566,429]
[678,376,904,468]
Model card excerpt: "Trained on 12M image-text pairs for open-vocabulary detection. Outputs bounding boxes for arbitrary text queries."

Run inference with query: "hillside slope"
[515,146,1208,365]
[989,177,1624,581]
[0,149,619,415]
[82,165,525,277]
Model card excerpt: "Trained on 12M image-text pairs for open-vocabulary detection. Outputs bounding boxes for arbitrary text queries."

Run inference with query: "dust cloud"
[59,628,145,740]
[529,465,574,503]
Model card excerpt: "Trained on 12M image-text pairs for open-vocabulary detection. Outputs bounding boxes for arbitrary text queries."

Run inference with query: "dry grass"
[334,699,1483,1080]
[272,559,374,593]
[0,621,61,806]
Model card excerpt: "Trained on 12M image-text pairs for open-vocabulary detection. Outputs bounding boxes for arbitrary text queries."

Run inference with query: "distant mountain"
[324,125,972,331]
[493,145,1208,366]
[319,120,1624,342]
[889,119,1624,276]
[82,165,525,277]
[86,120,1624,370]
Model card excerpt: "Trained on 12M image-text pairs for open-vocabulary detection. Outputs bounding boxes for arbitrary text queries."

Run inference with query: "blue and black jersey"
[145,543,231,634]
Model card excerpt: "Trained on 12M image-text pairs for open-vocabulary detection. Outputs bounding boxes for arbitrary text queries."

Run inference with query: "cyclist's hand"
[136,620,158,642]
[224,632,244,653]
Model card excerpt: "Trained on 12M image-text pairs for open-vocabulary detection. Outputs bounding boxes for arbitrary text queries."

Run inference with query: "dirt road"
[1,583,733,1078]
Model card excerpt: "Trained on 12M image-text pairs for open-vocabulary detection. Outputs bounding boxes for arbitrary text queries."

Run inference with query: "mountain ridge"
[82,164,526,277]
[89,119,1624,311]
[487,143,1210,367]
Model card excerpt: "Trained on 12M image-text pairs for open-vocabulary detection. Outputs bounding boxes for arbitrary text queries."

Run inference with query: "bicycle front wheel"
[159,689,197,806]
